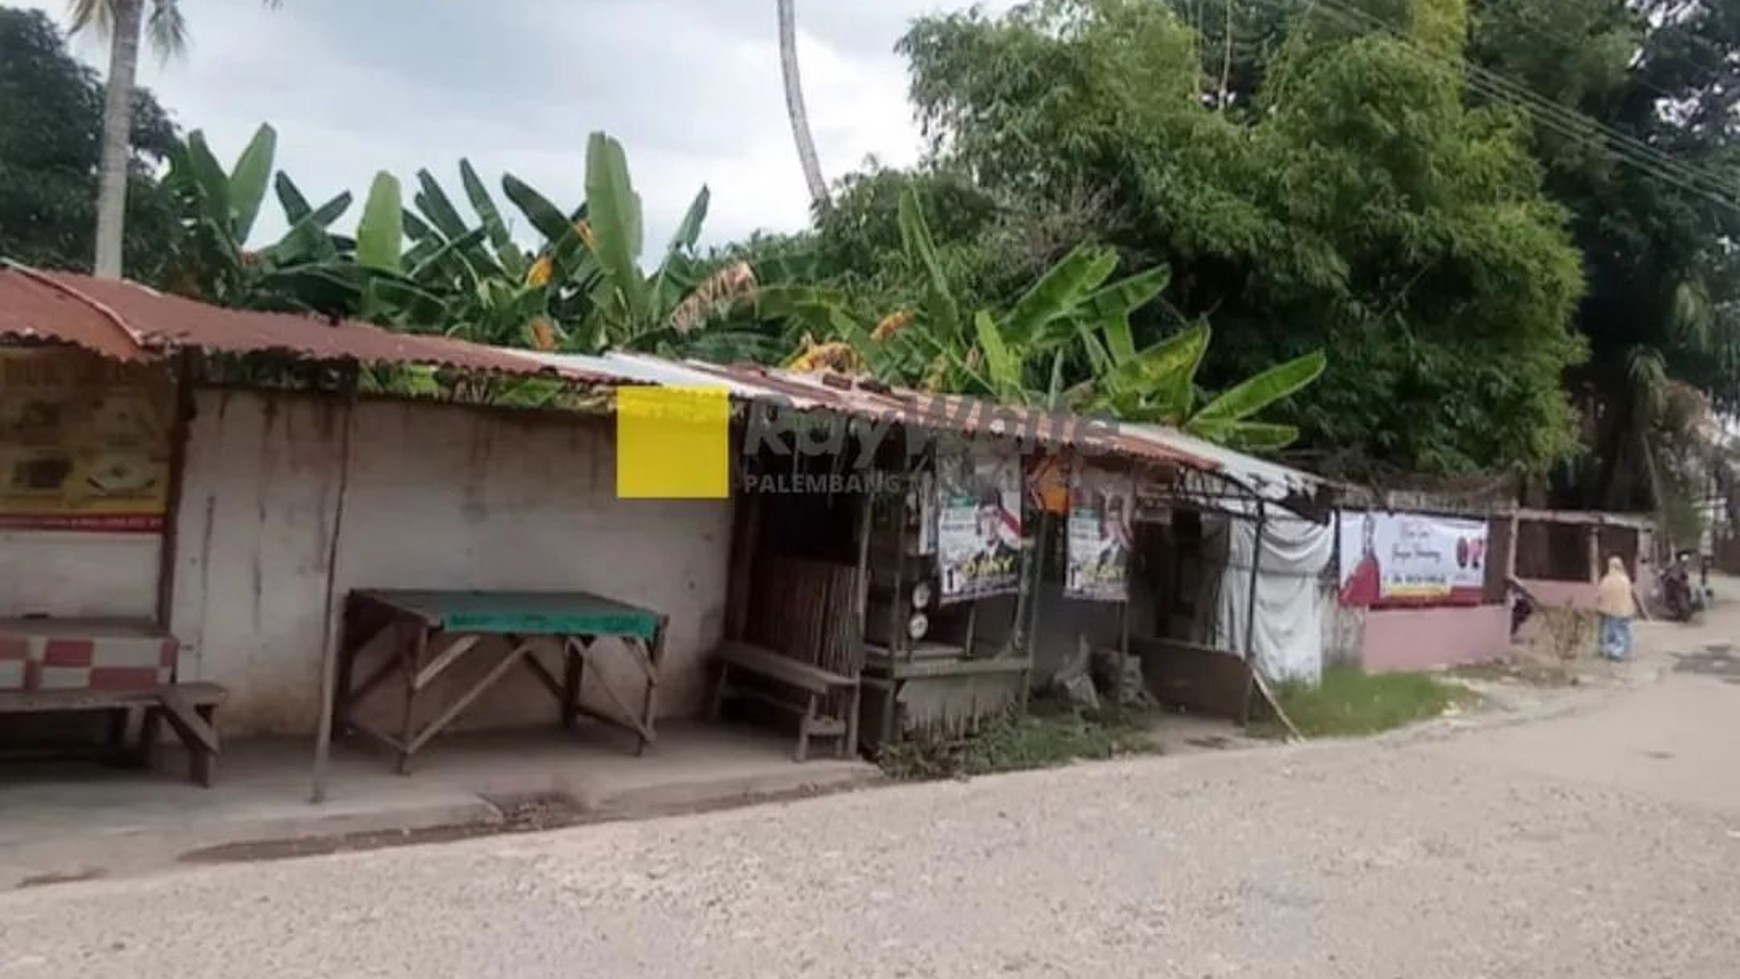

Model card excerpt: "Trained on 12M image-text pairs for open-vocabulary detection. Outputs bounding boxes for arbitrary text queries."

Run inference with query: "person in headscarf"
[1596,556,1638,661]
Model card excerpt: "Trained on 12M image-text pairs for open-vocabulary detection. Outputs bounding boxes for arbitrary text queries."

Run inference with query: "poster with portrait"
[935,446,1023,603]
[1065,463,1134,601]
[0,349,172,532]
[1336,510,1487,607]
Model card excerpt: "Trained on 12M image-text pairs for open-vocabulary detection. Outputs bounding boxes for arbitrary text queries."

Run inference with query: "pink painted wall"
[1359,605,1511,672]
[1520,578,1598,612]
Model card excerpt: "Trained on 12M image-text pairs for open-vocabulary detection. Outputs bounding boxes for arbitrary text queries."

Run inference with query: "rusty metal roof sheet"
[522,352,1228,475]
[683,361,1227,475]
[0,266,149,362]
[0,266,620,384]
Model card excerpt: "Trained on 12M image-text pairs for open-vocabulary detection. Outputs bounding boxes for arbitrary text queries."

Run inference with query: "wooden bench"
[709,641,859,761]
[0,682,227,786]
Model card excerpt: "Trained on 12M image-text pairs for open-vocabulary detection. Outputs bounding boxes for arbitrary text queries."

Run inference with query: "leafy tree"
[888,0,1585,477]
[0,7,177,278]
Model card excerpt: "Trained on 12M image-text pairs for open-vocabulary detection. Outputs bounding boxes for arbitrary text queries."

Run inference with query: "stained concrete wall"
[0,531,159,618]
[1356,605,1511,672]
[168,389,733,737]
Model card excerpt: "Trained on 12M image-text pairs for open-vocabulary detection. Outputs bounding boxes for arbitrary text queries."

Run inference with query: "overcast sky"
[25,0,1018,252]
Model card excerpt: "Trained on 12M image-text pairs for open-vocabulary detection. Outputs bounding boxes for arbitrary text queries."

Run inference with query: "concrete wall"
[1357,605,1511,672]
[0,531,159,619]
[168,389,733,737]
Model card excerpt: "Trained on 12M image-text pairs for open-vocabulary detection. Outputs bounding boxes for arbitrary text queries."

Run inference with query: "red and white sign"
[1337,510,1488,607]
[0,632,177,692]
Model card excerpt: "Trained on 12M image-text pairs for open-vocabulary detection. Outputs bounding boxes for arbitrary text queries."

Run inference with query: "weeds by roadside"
[877,704,1159,781]
[1261,666,1474,738]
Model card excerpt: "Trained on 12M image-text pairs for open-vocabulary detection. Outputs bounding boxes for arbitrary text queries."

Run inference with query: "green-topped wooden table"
[334,589,669,773]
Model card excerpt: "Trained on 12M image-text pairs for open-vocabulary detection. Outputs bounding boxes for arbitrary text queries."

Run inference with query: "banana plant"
[578,132,764,355]
[777,186,1326,451]
[160,123,354,308]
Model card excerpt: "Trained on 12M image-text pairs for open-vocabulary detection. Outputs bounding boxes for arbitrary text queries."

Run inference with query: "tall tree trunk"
[777,0,828,210]
[93,0,144,279]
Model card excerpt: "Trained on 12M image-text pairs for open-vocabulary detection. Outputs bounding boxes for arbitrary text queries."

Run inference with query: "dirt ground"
[2,605,1738,978]
[2,585,1736,978]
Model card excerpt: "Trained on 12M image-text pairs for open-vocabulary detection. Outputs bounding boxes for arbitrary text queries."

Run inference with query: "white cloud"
[23,0,1020,253]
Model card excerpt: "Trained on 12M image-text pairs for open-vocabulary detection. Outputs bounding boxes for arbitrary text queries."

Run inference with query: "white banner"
[1337,510,1488,607]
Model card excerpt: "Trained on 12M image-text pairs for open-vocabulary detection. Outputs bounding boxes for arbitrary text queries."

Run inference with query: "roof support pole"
[310,372,359,804]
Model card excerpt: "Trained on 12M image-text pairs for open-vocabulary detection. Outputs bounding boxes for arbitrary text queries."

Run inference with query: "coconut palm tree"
[776,0,828,210]
[69,0,280,279]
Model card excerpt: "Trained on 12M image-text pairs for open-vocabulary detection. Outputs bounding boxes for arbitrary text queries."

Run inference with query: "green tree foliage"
[886,0,1586,478]
[0,7,178,278]
[1180,0,1740,512]
[778,187,1325,449]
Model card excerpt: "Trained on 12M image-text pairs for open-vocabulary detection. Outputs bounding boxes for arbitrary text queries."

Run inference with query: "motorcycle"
[1657,562,1705,622]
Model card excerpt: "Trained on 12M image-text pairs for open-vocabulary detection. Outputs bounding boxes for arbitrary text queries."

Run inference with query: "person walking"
[1597,556,1639,661]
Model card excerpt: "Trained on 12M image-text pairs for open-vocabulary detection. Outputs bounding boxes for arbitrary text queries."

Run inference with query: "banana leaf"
[653,186,710,308]
[356,172,404,272]
[974,310,1023,398]
[897,187,959,342]
[275,171,313,224]
[229,123,277,244]
[1188,350,1325,427]
[1000,245,1118,348]
[459,160,526,278]
[1097,323,1210,421]
[1217,421,1301,452]
[183,132,232,233]
[414,170,471,241]
[501,173,573,247]
[409,227,490,283]
[584,132,651,323]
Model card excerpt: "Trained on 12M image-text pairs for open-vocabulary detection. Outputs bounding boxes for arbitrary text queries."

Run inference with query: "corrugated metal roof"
[0,265,149,362]
[1123,423,1326,506]
[0,266,621,384]
[522,354,1225,475]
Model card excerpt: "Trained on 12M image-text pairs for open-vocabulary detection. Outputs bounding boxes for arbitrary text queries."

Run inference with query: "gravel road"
[3,687,1738,979]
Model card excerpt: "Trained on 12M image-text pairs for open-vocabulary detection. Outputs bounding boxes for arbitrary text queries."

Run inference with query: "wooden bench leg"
[843,685,861,759]
[191,704,218,787]
[104,707,132,766]
[138,707,163,770]
[795,691,817,763]
[561,646,584,730]
[708,664,731,721]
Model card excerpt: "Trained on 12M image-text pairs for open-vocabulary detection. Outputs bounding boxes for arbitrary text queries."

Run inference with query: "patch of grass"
[1266,666,1473,738]
[877,706,1158,781]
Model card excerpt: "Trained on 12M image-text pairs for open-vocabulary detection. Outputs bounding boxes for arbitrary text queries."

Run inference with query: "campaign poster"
[935,447,1023,603]
[1065,463,1134,601]
[0,349,172,533]
[1337,510,1488,607]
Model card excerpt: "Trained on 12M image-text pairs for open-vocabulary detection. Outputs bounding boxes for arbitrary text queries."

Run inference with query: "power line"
[1291,0,1740,215]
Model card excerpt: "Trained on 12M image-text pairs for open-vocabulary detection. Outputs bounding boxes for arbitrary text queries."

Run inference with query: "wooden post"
[1243,501,1265,660]
[309,382,358,804]
[1024,510,1054,667]
[854,491,873,644]
[154,352,197,631]
[1506,511,1520,581]
[725,494,762,642]
[1240,501,1265,726]
[1116,596,1132,705]
[1587,526,1602,584]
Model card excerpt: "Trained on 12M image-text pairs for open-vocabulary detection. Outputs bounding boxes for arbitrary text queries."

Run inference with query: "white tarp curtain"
[1207,510,1334,684]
